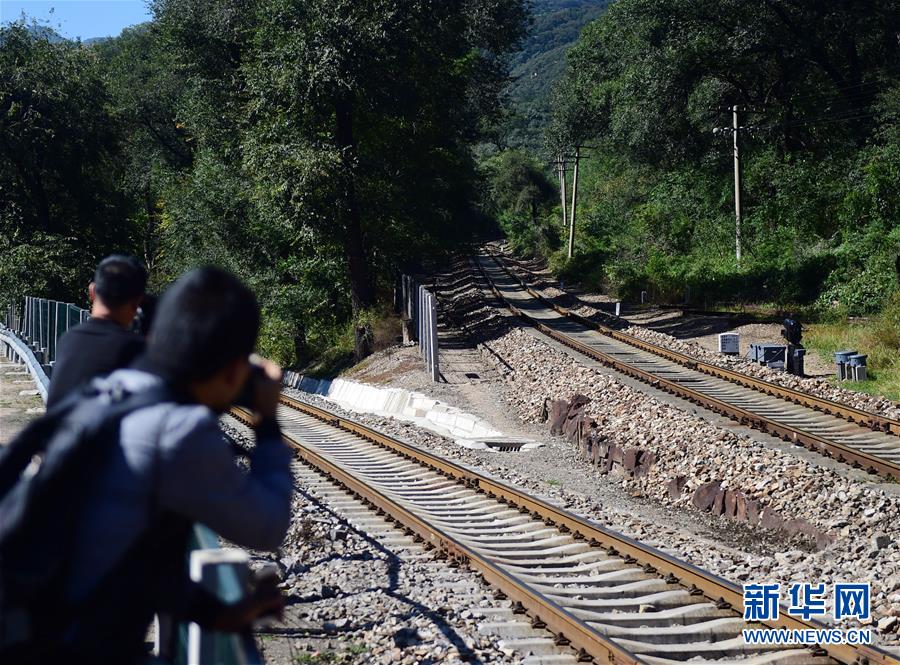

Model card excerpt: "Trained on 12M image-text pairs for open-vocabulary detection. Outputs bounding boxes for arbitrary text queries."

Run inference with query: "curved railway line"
[232,394,896,665]
[473,253,900,481]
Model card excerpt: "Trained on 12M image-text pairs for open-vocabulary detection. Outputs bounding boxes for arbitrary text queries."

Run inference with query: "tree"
[541,0,900,311]
[96,24,192,279]
[0,22,137,305]
[238,0,528,357]
[134,0,528,361]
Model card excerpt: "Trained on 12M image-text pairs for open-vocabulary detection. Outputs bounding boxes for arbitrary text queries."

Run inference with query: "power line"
[752,108,877,132]
[778,80,882,106]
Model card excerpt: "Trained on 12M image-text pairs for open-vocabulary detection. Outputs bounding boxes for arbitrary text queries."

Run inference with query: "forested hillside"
[502,0,610,150]
[0,1,528,368]
[492,0,900,322]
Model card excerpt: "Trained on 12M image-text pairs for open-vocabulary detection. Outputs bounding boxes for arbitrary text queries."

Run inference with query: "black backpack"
[0,383,171,653]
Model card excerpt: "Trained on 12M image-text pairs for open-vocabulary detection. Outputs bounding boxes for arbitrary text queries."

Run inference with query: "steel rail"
[476,256,900,481]
[490,252,899,437]
[230,404,638,664]
[231,396,897,665]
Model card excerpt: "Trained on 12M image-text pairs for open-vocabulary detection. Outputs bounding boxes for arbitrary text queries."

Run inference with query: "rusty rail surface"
[490,252,899,437]
[231,396,896,665]
[477,255,900,481]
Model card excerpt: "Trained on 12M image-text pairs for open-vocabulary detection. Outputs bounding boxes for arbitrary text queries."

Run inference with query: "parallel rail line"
[499,256,790,325]
[490,253,898,436]
[475,254,900,481]
[232,395,896,665]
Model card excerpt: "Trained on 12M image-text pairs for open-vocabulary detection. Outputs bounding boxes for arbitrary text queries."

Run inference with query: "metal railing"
[399,275,440,382]
[157,525,264,665]
[1,295,266,665]
[3,296,90,371]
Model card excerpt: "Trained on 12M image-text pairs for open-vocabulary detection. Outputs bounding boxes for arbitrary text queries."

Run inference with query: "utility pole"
[732,105,743,265]
[714,107,745,265]
[557,155,568,237]
[568,145,580,260]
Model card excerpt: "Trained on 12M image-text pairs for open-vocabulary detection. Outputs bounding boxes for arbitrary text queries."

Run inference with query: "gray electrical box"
[750,343,787,365]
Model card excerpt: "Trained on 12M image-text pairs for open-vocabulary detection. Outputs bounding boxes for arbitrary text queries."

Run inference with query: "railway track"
[231,394,896,665]
[474,254,900,481]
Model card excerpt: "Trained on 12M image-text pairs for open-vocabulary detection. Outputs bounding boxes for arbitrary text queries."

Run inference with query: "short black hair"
[93,255,147,308]
[146,267,260,382]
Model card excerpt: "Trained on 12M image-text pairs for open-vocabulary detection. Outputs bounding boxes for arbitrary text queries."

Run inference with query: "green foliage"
[0,231,85,309]
[484,150,557,218]
[805,290,900,400]
[482,149,559,255]
[256,313,299,368]
[873,290,900,351]
[142,0,528,361]
[533,0,900,317]
[3,2,529,368]
[501,0,611,150]
[0,21,139,306]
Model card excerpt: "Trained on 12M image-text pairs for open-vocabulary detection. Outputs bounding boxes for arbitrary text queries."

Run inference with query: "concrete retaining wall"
[284,372,540,451]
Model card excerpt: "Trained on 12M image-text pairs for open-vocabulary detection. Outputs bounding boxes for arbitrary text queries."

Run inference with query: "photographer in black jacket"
[47,255,147,406]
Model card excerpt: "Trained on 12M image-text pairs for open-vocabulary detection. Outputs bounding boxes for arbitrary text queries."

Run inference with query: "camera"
[235,363,269,408]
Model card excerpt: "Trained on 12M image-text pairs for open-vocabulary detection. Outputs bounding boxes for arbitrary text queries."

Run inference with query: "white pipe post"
[187,548,250,665]
[428,292,439,382]
[38,300,44,355]
[423,290,431,365]
[733,105,743,265]
[44,300,50,355]
[418,285,424,354]
[54,301,61,362]
[423,291,430,374]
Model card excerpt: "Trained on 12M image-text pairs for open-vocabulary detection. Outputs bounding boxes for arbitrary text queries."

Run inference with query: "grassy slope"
[805,322,900,402]
[803,293,900,401]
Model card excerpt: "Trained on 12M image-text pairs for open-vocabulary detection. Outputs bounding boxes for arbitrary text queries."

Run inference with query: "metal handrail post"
[428,292,439,382]
[418,285,425,356]
[52,301,60,362]
[38,299,45,355]
[64,303,73,334]
[425,289,434,372]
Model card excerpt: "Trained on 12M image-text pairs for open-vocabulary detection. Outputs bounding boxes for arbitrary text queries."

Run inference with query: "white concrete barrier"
[295,376,541,451]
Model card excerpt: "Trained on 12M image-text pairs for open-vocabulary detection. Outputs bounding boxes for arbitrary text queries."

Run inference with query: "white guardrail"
[1,297,264,665]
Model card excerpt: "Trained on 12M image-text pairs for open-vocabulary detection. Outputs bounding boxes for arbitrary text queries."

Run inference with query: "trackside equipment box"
[750,343,787,364]
[717,332,740,355]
